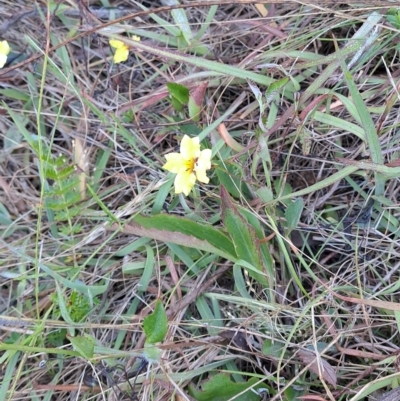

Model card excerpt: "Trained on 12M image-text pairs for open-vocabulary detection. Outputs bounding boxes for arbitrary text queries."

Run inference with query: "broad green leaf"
[220,186,268,285]
[143,300,168,344]
[171,96,184,111]
[256,187,273,202]
[167,82,189,105]
[189,373,267,401]
[67,334,95,359]
[285,198,304,231]
[126,214,236,260]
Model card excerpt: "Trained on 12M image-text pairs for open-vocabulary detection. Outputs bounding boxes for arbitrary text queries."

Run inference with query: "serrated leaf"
[143,300,167,344]
[189,373,266,401]
[167,82,189,105]
[220,186,267,285]
[285,198,303,231]
[67,333,95,359]
[124,214,236,260]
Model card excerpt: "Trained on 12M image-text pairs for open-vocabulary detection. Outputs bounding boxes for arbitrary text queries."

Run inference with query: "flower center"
[185,157,197,173]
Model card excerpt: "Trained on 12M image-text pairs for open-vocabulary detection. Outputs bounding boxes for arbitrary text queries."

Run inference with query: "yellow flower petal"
[0,54,7,69]
[195,169,209,184]
[0,40,10,55]
[0,40,10,69]
[196,149,212,170]
[174,171,196,196]
[132,35,141,42]
[109,40,129,63]
[114,47,129,63]
[163,153,185,173]
[109,39,125,49]
[194,149,211,183]
[180,135,200,160]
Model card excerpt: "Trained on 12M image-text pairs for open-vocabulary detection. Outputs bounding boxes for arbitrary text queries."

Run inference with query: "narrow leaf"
[117,214,237,260]
[220,186,267,285]
[168,0,193,45]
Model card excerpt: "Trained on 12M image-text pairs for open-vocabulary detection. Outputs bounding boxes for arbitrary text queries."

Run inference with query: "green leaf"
[0,89,30,101]
[171,96,184,111]
[387,8,400,29]
[265,76,289,104]
[142,343,162,364]
[126,214,237,260]
[220,186,268,285]
[215,163,242,198]
[262,338,286,358]
[143,300,168,344]
[67,333,95,359]
[335,37,384,196]
[169,1,193,45]
[285,198,303,231]
[189,373,267,401]
[167,82,189,105]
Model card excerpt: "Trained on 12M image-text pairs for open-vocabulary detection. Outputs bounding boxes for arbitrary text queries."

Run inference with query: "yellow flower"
[0,40,10,69]
[109,36,140,64]
[109,39,129,63]
[163,135,212,196]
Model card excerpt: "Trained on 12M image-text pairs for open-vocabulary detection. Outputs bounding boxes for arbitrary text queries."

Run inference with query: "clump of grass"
[1,2,400,401]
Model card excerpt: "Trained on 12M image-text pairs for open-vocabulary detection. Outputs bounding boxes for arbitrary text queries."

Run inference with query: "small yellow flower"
[0,40,10,69]
[109,39,129,64]
[163,135,212,196]
[109,36,140,64]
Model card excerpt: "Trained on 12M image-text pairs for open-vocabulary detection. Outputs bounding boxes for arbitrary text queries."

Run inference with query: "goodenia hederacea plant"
[220,186,269,286]
[142,300,168,363]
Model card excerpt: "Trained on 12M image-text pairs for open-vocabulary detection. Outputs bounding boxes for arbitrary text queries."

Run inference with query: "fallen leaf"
[298,349,337,388]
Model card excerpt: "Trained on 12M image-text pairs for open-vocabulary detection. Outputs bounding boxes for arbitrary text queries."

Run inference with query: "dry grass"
[1,1,400,401]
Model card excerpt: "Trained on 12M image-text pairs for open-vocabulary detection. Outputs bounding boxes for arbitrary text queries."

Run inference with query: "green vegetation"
[1,1,400,400]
